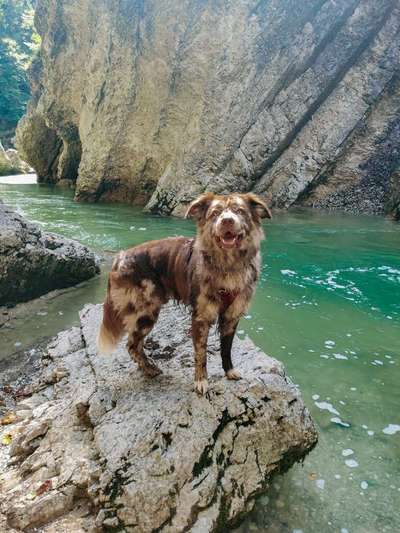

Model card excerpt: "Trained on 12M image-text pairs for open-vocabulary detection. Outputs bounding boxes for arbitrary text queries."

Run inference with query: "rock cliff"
[0,202,99,306]
[0,304,317,532]
[17,0,400,218]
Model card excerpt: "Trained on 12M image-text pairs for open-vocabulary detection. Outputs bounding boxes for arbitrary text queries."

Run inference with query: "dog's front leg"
[219,316,241,380]
[191,317,212,395]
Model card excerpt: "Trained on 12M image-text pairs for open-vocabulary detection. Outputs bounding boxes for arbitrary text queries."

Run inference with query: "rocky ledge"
[0,202,99,307]
[0,304,317,532]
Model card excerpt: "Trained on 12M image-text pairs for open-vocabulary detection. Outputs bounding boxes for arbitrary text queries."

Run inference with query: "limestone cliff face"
[17,0,400,218]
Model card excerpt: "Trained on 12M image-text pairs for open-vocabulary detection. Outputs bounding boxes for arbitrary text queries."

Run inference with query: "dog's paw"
[226,368,242,380]
[195,379,208,395]
[143,363,162,378]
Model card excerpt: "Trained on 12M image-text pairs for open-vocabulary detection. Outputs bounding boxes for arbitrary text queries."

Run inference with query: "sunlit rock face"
[17,0,400,217]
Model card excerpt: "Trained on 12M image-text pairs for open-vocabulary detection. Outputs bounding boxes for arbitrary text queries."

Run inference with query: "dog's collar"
[218,288,239,308]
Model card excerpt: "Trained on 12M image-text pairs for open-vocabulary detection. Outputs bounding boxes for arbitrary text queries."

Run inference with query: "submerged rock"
[0,202,99,306]
[16,0,400,217]
[0,304,317,532]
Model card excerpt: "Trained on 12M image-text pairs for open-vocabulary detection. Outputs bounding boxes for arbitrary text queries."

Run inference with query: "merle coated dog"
[97,192,271,394]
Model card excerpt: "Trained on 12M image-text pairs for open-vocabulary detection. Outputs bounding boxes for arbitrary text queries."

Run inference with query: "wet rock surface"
[0,304,317,532]
[17,0,400,217]
[0,202,99,306]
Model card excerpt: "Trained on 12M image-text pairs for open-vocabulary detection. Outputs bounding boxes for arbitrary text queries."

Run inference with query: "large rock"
[0,142,33,176]
[0,304,317,532]
[0,142,18,176]
[0,202,99,306]
[5,149,34,174]
[16,0,400,216]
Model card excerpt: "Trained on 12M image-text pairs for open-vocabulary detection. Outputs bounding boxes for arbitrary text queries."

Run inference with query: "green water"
[1,180,399,532]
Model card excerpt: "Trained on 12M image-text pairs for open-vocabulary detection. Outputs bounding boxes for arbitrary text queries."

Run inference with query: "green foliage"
[0,0,40,143]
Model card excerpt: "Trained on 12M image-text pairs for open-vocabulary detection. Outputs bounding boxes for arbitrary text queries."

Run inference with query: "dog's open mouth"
[217,231,243,249]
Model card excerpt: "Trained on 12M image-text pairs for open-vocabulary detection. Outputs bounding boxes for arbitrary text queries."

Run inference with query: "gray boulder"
[0,202,99,306]
[0,304,317,532]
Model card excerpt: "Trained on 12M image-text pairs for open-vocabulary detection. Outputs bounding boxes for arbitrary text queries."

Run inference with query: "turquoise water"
[1,180,399,532]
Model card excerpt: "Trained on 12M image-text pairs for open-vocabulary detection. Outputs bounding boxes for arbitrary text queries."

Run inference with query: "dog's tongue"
[221,231,237,248]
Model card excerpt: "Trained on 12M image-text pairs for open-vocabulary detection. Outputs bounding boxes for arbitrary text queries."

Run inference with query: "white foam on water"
[315,402,340,415]
[334,474,341,479]
[361,481,368,490]
[345,459,359,468]
[342,449,354,457]
[0,174,37,184]
[382,424,400,435]
[312,394,320,400]
[281,269,296,276]
[367,430,374,436]
[334,353,348,360]
[325,340,335,346]
[331,417,350,427]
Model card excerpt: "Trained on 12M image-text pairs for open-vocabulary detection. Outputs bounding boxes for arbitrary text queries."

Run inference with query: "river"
[1,176,399,532]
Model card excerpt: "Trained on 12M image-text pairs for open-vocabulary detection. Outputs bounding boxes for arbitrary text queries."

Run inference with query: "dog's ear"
[244,193,272,220]
[185,193,214,221]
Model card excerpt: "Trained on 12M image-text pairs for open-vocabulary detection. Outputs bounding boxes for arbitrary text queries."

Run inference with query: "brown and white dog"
[97,192,271,394]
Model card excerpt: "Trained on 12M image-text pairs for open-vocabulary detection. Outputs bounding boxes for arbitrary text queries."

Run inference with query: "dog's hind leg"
[126,312,162,377]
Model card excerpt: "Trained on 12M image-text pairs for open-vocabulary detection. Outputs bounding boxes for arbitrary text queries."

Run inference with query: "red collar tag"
[218,289,239,308]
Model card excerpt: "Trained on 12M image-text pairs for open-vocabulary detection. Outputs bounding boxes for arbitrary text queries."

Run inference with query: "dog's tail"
[97,299,125,355]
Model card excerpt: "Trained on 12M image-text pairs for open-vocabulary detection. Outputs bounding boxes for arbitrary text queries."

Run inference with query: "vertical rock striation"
[17,0,400,218]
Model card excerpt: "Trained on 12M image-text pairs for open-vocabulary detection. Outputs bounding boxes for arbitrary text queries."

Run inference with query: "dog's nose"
[220,216,235,227]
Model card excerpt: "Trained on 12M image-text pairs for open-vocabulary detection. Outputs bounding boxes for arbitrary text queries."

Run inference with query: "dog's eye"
[207,208,221,219]
[232,206,246,215]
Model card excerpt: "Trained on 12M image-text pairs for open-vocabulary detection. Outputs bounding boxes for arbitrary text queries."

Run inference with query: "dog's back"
[98,236,194,354]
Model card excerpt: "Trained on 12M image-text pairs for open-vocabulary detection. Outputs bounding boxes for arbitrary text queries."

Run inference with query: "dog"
[97,192,272,394]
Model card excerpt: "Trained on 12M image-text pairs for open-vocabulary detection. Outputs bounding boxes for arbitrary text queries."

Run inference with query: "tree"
[0,0,40,146]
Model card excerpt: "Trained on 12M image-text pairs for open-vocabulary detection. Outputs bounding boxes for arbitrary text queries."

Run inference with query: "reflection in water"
[1,179,399,532]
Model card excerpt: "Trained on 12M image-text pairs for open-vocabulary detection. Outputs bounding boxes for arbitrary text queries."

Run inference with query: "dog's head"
[185,192,271,253]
